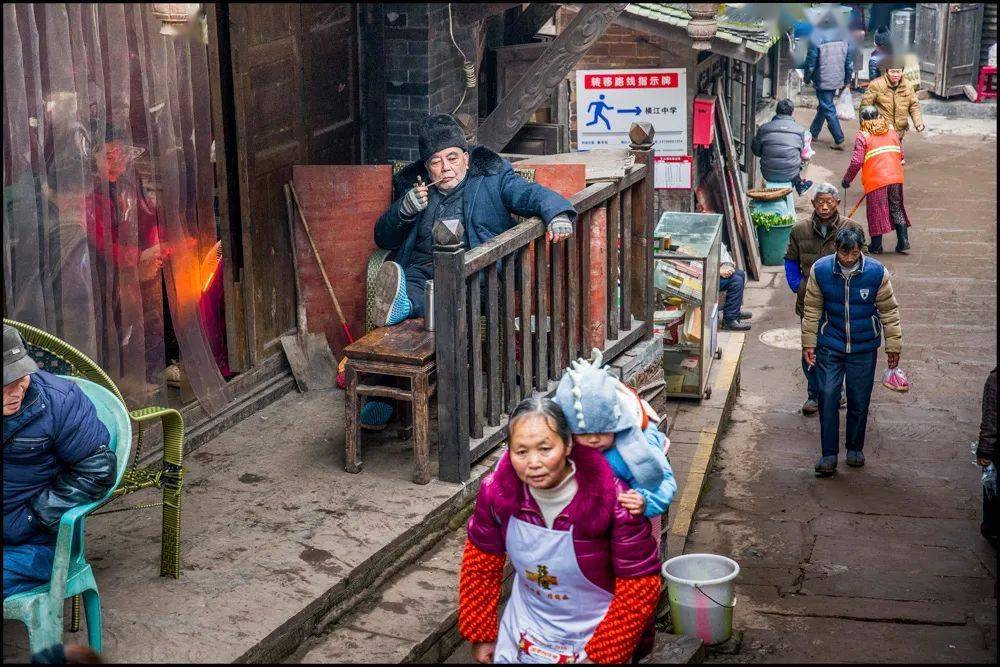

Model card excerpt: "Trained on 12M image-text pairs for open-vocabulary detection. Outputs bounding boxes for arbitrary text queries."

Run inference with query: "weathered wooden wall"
[224,4,362,364]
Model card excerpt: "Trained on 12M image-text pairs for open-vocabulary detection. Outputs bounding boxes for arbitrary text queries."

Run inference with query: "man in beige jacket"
[801,227,902,477]
[861,59,925,141]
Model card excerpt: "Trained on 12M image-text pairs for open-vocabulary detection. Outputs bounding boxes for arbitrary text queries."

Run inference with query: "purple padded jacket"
[466,444,661,593]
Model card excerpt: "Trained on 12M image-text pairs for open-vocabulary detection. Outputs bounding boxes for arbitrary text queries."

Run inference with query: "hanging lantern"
[686,3,719,51]
[151,4,202,37]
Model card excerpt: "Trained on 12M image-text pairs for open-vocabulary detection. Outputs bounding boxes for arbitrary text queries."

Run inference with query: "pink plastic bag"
[882,367,910,392]
[801,132,815,161]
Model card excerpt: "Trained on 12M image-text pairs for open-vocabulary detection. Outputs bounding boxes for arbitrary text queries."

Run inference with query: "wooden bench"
[343,319,436,484]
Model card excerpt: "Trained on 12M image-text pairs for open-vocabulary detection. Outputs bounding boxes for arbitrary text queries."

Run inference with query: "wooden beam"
[505,3,559,44]
[477,3,628,152]
[453,3,522,27]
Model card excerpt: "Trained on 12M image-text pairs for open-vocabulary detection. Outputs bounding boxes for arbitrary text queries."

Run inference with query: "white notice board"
[575,68,688,156]
[654,155,693,190]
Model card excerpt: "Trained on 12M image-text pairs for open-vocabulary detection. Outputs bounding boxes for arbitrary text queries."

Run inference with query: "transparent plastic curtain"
[3,3,231,414]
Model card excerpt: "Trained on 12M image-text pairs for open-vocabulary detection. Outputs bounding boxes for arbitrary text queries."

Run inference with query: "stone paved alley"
[686,110,998,663]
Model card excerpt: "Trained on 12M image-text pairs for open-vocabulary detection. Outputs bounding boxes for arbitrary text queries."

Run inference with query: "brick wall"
[428,4,479,119]
[383,3,479,163]
[384,3,429,162]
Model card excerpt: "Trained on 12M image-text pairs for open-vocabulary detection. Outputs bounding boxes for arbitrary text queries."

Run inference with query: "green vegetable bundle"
[751,210,795,230]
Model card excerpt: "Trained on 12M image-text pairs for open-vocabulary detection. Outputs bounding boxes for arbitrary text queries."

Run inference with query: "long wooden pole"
[287,181,354,344]
[847,193,866,219]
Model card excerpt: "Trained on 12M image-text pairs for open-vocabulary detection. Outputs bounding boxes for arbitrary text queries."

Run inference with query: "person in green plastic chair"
[3,325,117,598]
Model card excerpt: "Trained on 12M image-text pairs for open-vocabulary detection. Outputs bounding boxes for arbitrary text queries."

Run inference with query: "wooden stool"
[343,319,436,484]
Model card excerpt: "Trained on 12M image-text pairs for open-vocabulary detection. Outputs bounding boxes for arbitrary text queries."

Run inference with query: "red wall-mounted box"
[693,95,716,148]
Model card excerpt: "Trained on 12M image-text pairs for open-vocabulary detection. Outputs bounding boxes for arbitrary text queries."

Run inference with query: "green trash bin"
[754,218,795,266]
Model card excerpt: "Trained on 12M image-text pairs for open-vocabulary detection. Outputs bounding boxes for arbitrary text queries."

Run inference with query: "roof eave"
[561,3,769,64]
[614,10,767,64]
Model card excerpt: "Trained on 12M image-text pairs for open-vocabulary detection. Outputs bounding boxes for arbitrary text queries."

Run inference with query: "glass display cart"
[652,212,722,400]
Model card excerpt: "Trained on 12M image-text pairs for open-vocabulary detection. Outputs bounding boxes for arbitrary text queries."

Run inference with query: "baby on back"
[554,349,676,518]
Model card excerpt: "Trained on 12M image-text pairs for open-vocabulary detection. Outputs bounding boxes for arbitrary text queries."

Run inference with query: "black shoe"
[815,455,838,477]
[831,141,846,151]
[738,311,753,320]
[846,450,865,467]
[893,224,910,253]
[721,319,751,331]
[870,247,884,255]
[794,179,814,196]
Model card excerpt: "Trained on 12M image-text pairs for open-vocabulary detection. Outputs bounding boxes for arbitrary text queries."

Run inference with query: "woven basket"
[747,186,793,201]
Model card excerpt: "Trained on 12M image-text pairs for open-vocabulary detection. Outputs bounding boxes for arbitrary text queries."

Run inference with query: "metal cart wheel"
[715,347,722,360]
[705,387,712,399]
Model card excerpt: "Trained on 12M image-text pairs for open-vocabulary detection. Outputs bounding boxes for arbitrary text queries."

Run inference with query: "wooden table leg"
[344,364,363,473]
[411,372,431,485]
[398,376,414,441]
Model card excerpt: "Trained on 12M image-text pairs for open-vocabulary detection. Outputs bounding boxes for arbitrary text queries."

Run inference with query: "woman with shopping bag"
[841,106,912,254]
[457,398,661,664]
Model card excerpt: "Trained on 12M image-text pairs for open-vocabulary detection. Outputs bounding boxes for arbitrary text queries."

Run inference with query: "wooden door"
[300,4,361,164]
[915,4,942,94]
[941,3,983,96]
[227,4,361,363]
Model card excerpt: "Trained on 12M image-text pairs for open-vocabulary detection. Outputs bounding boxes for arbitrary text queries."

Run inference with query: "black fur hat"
[417,113,468,163]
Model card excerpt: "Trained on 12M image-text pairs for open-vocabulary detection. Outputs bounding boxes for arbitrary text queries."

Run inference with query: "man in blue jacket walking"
[362,114,577,428]
[803,11,854,150]
[3,325,117,597]
[800,228,902,477]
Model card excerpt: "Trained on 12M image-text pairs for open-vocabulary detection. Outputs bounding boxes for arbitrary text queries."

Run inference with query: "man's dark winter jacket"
[804,36,853,91]
[751,113,806,183]
[978,368,997,465]
[374,145,577,270]
[3,371,116,546]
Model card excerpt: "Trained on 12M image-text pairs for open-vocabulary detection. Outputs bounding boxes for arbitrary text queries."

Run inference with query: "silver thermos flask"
[424,280,434,331]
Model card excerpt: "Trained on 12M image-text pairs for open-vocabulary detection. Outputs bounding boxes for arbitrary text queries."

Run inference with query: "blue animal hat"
[555,349,665,491]
[555,349,633,435]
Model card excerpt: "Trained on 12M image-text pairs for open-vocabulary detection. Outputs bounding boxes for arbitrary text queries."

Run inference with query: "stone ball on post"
[629,122,655,150]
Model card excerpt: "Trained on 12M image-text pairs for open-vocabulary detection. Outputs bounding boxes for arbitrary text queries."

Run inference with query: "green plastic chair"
[3,378,132,656]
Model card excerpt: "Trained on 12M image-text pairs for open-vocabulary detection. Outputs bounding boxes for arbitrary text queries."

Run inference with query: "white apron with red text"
[493,517,614,664]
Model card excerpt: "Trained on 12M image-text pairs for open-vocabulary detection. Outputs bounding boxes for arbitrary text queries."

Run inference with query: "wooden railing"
[433,144,655,483]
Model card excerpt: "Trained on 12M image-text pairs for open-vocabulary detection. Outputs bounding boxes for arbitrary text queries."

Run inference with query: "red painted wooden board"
[292,165,392,356]
[587,206,608,350]
[511,162,586,199]
[510,162,610,353]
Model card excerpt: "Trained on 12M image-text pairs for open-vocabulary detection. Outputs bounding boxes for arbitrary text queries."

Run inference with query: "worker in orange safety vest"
[841,105,912,255]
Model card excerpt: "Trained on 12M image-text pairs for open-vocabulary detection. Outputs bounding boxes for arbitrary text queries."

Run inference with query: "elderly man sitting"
[3,325,117,597]
[750,98,813,196]
[362,114,577,427]
[369,113,576,325]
